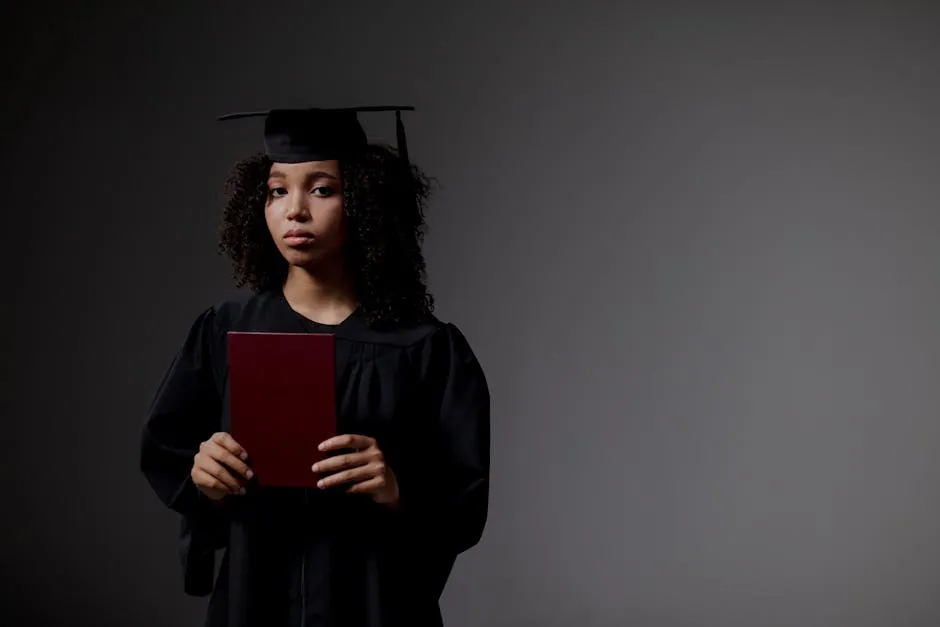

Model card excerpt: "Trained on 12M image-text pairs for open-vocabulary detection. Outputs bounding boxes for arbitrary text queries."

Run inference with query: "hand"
[312,434,399,505]
[191,432,253,501]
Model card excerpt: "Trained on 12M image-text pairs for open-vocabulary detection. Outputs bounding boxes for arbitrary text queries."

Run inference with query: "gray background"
[3,2,939,626]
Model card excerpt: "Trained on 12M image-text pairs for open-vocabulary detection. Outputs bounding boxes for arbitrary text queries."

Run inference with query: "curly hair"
[217,144,436,328]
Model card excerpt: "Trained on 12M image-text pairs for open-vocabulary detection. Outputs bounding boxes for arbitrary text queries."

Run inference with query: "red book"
[227,331,337,488]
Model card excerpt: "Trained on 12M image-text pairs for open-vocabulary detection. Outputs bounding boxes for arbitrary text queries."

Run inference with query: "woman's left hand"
[312,434,400,506]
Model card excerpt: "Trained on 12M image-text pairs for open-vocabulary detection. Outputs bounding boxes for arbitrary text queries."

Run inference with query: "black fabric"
[140,290,490,627]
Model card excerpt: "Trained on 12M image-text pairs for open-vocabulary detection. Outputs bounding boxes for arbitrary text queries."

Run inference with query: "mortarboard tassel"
[396,109,410,166]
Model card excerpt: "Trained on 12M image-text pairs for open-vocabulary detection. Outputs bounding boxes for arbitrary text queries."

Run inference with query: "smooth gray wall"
[3,2,940,626]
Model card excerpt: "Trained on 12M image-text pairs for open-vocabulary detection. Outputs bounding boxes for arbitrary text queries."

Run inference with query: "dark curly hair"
[218,144,436,328]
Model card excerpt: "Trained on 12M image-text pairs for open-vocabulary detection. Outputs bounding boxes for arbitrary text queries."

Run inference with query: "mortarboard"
[217,105,415,165]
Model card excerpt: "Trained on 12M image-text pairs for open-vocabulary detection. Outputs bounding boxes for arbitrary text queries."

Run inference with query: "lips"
[283,230,315,247]
[284,229,314,239]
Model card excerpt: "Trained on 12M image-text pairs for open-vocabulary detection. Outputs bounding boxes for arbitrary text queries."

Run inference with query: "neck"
[282,262,358,325]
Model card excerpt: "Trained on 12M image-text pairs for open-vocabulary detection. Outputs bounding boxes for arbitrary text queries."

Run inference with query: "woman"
[140,106,490,627]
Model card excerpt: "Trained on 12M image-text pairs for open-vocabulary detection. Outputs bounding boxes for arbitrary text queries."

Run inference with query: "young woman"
[140,106,490,627]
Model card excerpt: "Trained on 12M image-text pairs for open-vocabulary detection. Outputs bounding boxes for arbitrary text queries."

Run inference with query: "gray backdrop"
[3,2,939,626]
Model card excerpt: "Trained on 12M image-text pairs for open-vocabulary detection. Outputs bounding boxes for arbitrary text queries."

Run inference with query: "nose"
[285,193,310,222]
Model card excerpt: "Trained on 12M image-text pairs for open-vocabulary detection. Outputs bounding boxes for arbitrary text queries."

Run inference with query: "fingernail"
[245,469,254,479]
[317,480,325,488]
[311,464,318,472]
[318,443,325,451]
[239,487,246,495]
[240,451,248,460]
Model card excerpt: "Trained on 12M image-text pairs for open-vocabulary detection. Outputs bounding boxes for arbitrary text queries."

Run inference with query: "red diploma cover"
[227,331,337,488]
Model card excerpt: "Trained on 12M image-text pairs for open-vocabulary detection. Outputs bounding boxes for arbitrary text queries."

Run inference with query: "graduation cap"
[217,105,415,165]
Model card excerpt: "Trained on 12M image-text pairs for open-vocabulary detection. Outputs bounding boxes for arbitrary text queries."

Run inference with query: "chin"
[281,245,342,270]
[282,249,318,266]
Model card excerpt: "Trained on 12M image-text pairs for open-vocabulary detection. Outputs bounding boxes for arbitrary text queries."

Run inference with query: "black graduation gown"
[139,290,490,627]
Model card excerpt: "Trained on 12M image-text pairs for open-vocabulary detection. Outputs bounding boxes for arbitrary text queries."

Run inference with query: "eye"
[312,185,334,197]
[269,186,287,198]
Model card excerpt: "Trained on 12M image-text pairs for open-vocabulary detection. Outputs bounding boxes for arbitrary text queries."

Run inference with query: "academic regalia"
[140,289,490,627]
[141,103,487,626]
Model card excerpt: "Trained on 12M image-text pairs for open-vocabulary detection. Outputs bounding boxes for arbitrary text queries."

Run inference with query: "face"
[264,160,346,269]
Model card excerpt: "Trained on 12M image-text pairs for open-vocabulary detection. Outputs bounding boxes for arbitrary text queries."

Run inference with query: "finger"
[311,451,372,474]
[200,441,252,479]
[203,441,253,480]
[346,475,385,494]
[196,455,245,494]
[198,458,243,494]
[317,463,382,489]
[191,467,227,498]
[318,433,375,452]
[192,466,242,496]
[211,432,249,461]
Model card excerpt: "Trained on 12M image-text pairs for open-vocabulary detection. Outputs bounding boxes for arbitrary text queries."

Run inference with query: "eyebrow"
[268,170,339,182]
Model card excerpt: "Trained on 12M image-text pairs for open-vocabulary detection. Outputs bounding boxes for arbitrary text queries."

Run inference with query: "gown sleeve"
[139,307,229,596]
[402,322,491,597]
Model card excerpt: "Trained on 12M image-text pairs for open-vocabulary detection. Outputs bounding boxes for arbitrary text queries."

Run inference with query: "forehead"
[269,160,340,178]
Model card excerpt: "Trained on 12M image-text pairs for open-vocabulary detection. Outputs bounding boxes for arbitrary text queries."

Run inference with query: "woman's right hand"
[191,432,253,501]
